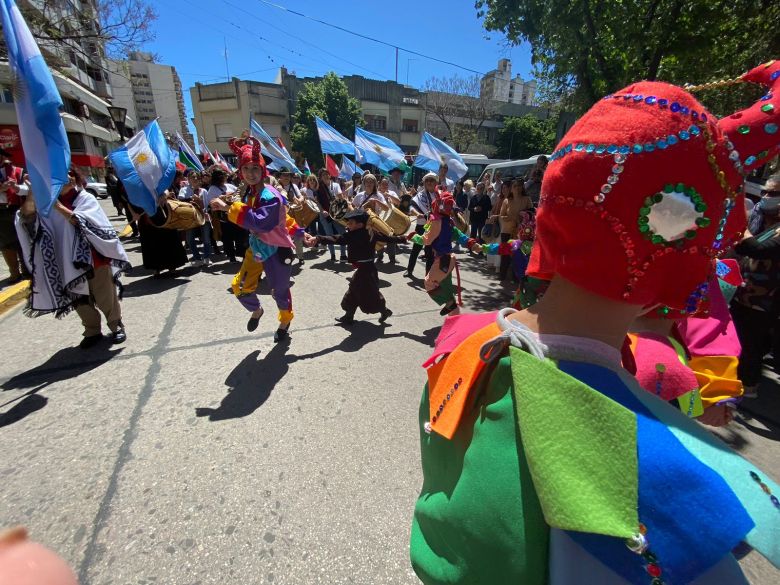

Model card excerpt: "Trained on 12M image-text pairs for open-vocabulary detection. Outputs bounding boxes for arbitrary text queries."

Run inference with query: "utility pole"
[224,37,230,81]
[395,47,399,83]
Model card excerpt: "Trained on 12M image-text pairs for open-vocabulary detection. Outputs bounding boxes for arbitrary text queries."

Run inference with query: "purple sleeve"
[229,197,282,233]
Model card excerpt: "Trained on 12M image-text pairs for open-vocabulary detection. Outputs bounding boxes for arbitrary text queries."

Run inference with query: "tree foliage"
[476,0,780,115]
[423,74,496,152]
[290,72,363,169]
[24,0,157,60]
[495,114,556,159]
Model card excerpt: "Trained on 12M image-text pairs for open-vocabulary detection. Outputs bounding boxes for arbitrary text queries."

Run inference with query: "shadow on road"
[195,322,438,422]
[195,343,290,421]
[0,345,122,427]
[122,274,191,298]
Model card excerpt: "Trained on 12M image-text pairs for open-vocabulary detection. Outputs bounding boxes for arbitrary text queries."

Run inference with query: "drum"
[454,211,468,233]
[367,209,394,251]
[161,199,205,231]
[384,205,411,235]
[289,199,320,227]
[329,198,349,226]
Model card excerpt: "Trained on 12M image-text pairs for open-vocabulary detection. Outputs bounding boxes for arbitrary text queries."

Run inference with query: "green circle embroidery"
[638,183,709,246]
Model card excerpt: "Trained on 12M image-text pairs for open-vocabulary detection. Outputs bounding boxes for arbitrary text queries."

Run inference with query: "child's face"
[346,219,364,231]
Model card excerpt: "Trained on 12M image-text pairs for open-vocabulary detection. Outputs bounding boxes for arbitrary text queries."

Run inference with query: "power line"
[256,0,486,77]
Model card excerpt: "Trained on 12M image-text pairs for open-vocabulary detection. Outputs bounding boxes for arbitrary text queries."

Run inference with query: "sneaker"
[379,308,393,323]
[402,271,413,279]
[335,314,355,325]
[79,334,103,349]
[340,256,348,263]
[202,258,211,266]
[742,385,758,399]
[110,325,127,344]
[191,259,203,267]
[247,308,264,332]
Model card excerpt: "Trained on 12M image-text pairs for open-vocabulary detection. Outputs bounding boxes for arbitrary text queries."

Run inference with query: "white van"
[478,155,549,185]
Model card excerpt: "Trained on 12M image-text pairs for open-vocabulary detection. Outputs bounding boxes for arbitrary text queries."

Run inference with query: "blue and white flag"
[338,156,363,180]
[176,132,203,171]
[108,120,177,215]
[250,118,299,173]
[414,132,468,180]
[315,116,355,156]
[0,0,70,217]
[354,126,405,172]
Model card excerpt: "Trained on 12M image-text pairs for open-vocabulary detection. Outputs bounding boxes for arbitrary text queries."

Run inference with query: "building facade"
[190,78,289,161]
[108,52,192,145]
[0,0,136,178]
[481,59,537,106]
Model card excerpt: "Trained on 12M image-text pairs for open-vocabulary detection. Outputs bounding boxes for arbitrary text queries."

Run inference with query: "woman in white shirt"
[206,168,242,262]
[352,174,389,214]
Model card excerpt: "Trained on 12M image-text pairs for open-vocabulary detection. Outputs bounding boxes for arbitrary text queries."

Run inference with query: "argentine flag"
[108,120,177,215]
[250,118,300,173]
[315,116,355,156]
[414,132,468,181]
[0,0,70,217]
[354,127,405,172]
[338,156,363,180]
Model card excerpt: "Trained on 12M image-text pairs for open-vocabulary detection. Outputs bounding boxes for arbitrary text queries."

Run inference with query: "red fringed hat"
[528,60,780,312]
[228,135,270,176]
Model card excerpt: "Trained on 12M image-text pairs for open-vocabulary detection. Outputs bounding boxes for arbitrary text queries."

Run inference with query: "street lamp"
[107,106,127,141]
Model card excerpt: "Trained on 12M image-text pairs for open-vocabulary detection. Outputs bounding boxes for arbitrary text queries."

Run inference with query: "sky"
[143,0,533,140]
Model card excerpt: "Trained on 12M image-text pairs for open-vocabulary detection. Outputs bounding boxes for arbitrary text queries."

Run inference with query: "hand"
[406,232,416,241]
[697,404,733,427]
[209,198,227,212]
[303,233,318,247]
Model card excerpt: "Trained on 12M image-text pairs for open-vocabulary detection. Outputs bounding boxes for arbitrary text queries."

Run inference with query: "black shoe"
[274,325,290,343]
[229,257,238,263]
[110,325,127,344]
[439,302,458,316]
[402,271,413,279]
[335,314,355,325]
[379,308,393,323]
[247,308,263,332]
[340,256,348,263]
[79,334,103,349]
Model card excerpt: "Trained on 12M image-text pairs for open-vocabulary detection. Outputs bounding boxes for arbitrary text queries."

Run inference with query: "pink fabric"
[677,283,742,357]
[256,186,295,248]
[422,311,497,368]
[633,332,699,401]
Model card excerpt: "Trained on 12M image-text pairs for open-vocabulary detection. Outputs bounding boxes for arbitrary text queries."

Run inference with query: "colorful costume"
[422,191,459,315]
[411,60,780,584]
[226,137,301,342]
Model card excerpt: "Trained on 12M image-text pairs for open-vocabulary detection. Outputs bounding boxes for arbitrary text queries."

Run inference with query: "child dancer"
[311,209,406,325]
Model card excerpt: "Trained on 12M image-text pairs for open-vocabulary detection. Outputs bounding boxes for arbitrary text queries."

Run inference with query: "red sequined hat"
[528,60,780,311]
[433,189,455,217]
[228,135,270,175]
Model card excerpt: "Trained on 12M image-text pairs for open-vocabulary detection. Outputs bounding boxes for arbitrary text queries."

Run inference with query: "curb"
[0,279,30,316]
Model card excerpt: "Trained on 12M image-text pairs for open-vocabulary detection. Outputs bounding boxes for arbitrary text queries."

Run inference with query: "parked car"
[478,155,550,185]
[85,181,108,199]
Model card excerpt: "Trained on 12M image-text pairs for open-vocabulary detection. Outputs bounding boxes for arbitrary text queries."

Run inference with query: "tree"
[22,0,157,60]
[290,72,363,170]
[423,75,496,152]
[476,0,780,115]
[495,115,556,159]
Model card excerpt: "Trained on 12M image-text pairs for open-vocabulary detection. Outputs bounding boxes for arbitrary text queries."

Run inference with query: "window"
[365,115,386,131]
[402,118,418,133]
[93,137,101,148]
[67,132,86,153]
[215,123,233,141]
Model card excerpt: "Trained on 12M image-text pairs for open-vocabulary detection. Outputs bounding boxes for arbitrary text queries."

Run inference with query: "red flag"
[275,137,286,151]
[325,154,339,178]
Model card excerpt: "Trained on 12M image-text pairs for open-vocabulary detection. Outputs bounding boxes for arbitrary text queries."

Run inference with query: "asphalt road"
[1,199,779,584]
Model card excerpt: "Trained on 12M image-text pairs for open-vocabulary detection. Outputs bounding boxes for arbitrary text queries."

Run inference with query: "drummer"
[278,168,302,203]
[352,174,394,264]
[308,209,407,326]
[387,166,407,201]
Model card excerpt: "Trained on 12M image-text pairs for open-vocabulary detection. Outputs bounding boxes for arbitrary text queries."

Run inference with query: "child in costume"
[208,136,305,343]
[411,61,780,584]
[311,208,406,325]
[421,190,460,316]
